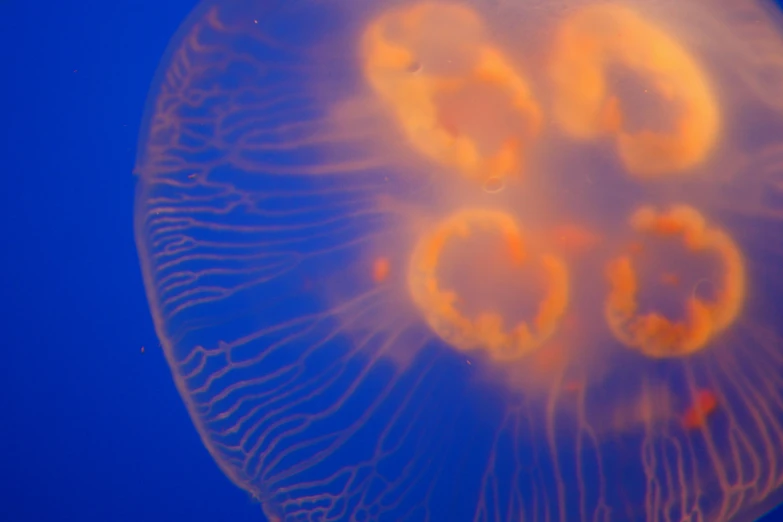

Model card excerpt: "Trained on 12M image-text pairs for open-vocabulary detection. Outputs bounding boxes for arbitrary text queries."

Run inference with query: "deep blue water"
[3,0,783,521]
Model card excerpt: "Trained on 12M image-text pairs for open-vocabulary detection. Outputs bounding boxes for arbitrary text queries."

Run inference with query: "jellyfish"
[134,0,783,521]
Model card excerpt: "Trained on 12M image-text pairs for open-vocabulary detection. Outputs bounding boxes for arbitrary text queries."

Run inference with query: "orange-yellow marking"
[407,209,569,361]
[552,224,601,254]
[682,389,719,430]
[605,205,745,357]
[549,4,720,176]
[660,272,680,287]
[372,257,391,283]
[362,3,542,183]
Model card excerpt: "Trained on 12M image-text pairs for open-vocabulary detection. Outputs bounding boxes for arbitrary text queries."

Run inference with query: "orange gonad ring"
[605,205,745,358]
[408,209,569,361]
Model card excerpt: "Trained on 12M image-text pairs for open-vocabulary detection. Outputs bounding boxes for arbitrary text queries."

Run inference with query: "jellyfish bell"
[135,0,783,521]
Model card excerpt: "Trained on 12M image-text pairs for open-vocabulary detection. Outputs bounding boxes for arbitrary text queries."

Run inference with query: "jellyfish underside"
[135,1,783,521]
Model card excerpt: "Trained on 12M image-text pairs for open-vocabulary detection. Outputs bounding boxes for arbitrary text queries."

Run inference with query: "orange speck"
[654,216,683,235]
[533,343,568,374]
[373,257,391,283]
[140,346,145,353]
[660,273,680,287]
[553,225,600,254]
[682,389,718,430]
[628,242,645,256]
